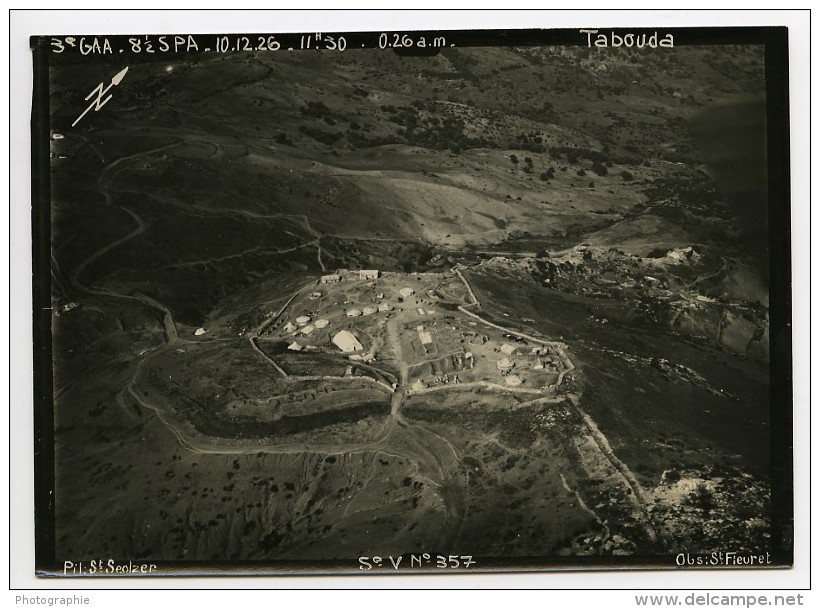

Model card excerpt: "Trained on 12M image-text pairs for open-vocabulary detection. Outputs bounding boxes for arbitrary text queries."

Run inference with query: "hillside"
[46,40,775,569]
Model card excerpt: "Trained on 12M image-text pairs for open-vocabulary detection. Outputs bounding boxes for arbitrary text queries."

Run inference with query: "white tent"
[332,330,363,353]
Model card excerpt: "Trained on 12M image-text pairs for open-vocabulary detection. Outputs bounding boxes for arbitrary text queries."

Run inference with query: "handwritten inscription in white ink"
[580,29,674,49]
[129,35,200,54]
[47,33,452,55]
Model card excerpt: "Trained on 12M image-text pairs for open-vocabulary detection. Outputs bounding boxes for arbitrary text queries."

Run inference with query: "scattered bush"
[591,162,608,176]
[274,133,294,146]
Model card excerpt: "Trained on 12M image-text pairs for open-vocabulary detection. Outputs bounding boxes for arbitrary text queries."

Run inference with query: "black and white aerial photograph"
[30,23,793,576]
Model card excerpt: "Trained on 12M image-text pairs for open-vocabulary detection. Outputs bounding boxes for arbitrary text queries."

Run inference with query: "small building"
[287,341,303,351]
[496,357,514,371]
[464,352,475,368]
[346,309,362,317]
[321,274,342,283]
[301,324,315,335]
[282,321,297,333]
[416,308,426,316]
[500,343,517,356]
[333,330,364,353]
[362,306,377,316]
[314,319,329,328]
[399,287,415,299]
[360,269,379,280]
[378,302,391,312]
[419,331,433,345]
[505,374,523,387]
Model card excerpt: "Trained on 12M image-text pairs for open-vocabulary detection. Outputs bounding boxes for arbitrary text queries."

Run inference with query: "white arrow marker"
[72,66,129,128]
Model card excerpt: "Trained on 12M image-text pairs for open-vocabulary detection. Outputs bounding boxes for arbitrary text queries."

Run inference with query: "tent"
[332,330,363,353]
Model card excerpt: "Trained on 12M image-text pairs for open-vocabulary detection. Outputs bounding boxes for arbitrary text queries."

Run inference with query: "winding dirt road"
[69,140,183,343]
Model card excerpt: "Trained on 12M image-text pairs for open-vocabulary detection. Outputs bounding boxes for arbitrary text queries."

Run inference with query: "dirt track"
[69,139,183,343]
